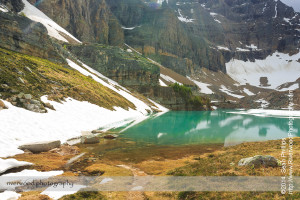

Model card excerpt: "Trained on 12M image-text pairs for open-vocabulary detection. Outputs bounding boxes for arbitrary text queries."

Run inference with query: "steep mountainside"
[27,0,124,46]
[28,0,300,74]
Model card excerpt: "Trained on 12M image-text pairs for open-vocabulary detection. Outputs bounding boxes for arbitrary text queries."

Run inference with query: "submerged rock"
[103,134,118,139]
[238,155,278,168]
[19,140,61,153]
[91,130,104,134]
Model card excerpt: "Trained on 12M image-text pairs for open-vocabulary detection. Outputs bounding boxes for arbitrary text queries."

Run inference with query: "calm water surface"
[111,110,300,147]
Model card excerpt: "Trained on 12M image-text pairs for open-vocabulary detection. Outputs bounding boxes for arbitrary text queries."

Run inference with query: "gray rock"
[19,140,61,153]
[24,67,32,73]
[25,104,35,111]
[18,77,25,84]
[81,135,99,144]
[91,130,104,134]
[30,99,40,105]
[17,93,25,98]
[103,134,118,139]
[24,94,32,100]
[238,155,278,168]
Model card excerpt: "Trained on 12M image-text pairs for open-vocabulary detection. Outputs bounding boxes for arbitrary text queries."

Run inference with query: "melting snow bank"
[0,159,32,174]
[228,109,300,118]
[226,51,300,89]
[0,97,151,158]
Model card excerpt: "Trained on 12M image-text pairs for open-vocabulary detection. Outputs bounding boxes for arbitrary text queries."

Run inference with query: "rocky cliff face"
[0,11,63,63]
[68,44,160,87]
[28,0,124,46]
[25,0,299,75]
[107,0,300,75]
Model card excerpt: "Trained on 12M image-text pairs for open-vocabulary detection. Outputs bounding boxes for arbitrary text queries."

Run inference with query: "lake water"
[111,110,300,147]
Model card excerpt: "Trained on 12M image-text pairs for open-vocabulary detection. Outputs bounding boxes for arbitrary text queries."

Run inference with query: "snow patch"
[226,51,300,89]
[41,184,86,200]
[159,79,168,87]
[177,9,194,23]
[217,46,230,51]
[187,77,213,94]
[0,158,32,174]
[255,99,270,109]
[21,0,81,43]
[219,85,244,99]
[228,109,300,118]
[0,4,9,12]
[160,74,182,85]
[236,47,250,52]
[243,88,255,96]
[0,191,21,200]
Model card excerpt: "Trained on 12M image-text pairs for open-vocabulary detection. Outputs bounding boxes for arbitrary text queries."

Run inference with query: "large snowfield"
[226,51,300,89]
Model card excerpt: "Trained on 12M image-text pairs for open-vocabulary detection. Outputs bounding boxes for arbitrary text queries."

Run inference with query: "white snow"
[226,51,300,89]
[210,13,221,23]
[159,79,168,87]
[283,18,292,25]
[217,46,230,51]
[219,85,244,99]
[121,26,136,30]
[0,158,32,174]
[228,109,300,118]
[0,97,149,157]
[279,83,299,91]
[160,74,182,85]
[236,47,250,52]
[245,44,261,50]
[0,191,21,200]
[21,0,81,43]
[177,9,194,23]
[0,4,8,12]
[187,77,213,94]
[243,88,255,96]
[147,98,169,112]
[255,99,270,109]
[41,184,86,200]
[273,3,278,18]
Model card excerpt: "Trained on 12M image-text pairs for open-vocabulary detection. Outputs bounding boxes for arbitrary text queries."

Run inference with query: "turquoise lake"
[112,110,300,147]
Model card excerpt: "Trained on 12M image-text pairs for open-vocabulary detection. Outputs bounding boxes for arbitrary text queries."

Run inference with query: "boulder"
[80,135,99,144]
[24,94,32,100]
[19,140,61,153]
[238,155,278,168]
[103,134,118,139]
[91,130,104,134]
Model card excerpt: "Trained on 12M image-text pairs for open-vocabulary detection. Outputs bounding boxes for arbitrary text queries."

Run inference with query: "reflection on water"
[113,111,300,146]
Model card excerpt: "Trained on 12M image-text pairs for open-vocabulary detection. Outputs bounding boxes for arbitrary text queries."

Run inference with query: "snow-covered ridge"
[21,0,81,43]
[226,51,300,89]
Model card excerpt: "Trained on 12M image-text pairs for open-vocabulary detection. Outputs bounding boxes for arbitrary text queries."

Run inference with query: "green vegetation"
[61,191,106,200]
[0,47,135,110]
[170,83,210,109]
[166,138,300,200]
